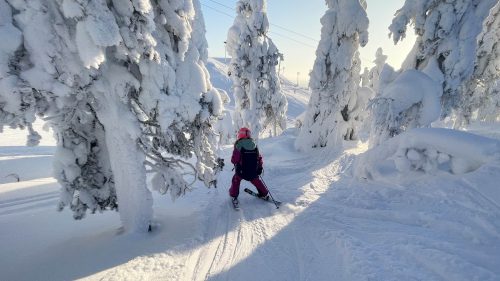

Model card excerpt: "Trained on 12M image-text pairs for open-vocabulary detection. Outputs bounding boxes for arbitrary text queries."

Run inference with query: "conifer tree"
[0,0,223,233]
[367,48,387,94]
[295,0,369,150]
[460,1,500,124]
[226,0,287,138]
[389,0,498,117]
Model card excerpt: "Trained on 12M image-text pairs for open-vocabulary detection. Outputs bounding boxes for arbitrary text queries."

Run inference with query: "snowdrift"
[354,128,500,180]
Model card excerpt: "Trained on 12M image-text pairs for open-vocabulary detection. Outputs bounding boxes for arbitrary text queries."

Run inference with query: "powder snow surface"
[1,124,500,280]
[1,59,499,281]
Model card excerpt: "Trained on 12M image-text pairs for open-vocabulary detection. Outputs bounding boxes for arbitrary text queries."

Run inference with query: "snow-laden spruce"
[295,0,369,150]
[389,0,498,118]
[0,0,117,220]
[0,0,42,146]
[360,67,370,87]
[226,0,287,138]
[367,47,387,94]
[460,1,500,125]
[368,65,443,147]
[0,0,223,233]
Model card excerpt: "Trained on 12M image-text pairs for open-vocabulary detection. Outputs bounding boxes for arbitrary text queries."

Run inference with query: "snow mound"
[354,128,500,180]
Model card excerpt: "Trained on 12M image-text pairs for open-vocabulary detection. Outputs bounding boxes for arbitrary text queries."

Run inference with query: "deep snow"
[1,59,500,281]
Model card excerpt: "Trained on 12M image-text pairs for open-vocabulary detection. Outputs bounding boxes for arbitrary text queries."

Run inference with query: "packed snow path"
[1,130,499,280]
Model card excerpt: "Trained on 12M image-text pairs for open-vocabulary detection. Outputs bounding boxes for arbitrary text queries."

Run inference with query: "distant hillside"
[206,57,310,119]
[206,58,233,106]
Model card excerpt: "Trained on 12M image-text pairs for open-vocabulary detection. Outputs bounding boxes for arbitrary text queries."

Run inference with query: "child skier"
[229,127,269,207]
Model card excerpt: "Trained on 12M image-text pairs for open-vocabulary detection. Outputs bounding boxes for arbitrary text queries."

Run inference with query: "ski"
[231,198,240,210]
[244,188,281,208]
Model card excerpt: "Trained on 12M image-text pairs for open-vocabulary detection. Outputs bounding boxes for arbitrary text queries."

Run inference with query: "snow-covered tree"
[360,67,370,87]
[468,81,500,122]
[1,0,115,220]
[214,110,235,146]
[389,0,498,117]
[0,0,43,146]
[226,0,287,138]
[367,47,387,94]
[460,1,500,124]
[295,0,369,150]
[368,67,442,147]
[0,0,223,233]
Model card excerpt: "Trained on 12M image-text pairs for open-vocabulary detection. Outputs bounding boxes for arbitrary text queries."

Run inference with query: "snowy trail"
[171,141,360,281]
[90,133,340,281]
[166,135,500,281]
[183,201,249,281]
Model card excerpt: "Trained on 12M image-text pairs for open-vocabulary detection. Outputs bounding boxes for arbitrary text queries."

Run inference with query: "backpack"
[236,146,260,181]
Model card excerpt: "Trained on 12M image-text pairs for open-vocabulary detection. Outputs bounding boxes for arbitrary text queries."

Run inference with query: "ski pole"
[259,176,280,209]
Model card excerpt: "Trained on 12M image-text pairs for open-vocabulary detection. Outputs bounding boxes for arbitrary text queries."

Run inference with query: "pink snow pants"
[229,174,268,198]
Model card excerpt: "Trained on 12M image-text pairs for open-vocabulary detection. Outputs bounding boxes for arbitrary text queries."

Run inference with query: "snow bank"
[355,128,500,180]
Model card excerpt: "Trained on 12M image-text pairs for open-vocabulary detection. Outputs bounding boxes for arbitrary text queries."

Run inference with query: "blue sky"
[200,0,415,85]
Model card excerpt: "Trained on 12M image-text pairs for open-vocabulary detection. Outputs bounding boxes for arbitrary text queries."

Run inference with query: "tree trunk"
[95,90,153,233]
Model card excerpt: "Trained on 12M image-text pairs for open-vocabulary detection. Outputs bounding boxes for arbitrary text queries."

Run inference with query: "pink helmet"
[237,127,251,140]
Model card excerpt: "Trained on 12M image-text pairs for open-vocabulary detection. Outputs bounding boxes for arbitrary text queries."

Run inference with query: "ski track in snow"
[0,188,59,216]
